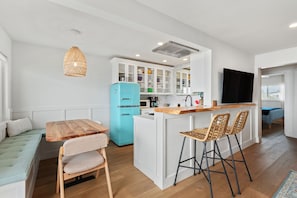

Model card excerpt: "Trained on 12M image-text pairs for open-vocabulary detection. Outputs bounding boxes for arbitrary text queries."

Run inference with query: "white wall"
[11,41,112,128]
[261,74,284,86]
[210,43,255,104]
[256,49,297,138]
[0,27,11,59]
[0,26,12,120]
[255,47,297,68]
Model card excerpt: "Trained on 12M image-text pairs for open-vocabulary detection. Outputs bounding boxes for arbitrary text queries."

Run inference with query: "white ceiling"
[0,0,297,66]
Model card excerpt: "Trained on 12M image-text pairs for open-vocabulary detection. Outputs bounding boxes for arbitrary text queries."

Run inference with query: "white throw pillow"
[7,117,33,137]
[0,122,6,142]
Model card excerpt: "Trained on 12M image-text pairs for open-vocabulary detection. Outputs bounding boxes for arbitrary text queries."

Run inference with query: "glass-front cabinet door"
[176,71,181,94]
[117,63,135,82]
[147,67,154,93]
[181,72,188,92]
[137,66,145,92]
[127,64,135,82]
[156,69,172,93]
[156,69,164,93]
[176,70,190,94]
[164,70,172,93]
[118,63,126,82]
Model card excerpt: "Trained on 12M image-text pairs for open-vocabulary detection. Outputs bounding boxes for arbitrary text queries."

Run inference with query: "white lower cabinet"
[133,106,256,190]
[133,115,156,181]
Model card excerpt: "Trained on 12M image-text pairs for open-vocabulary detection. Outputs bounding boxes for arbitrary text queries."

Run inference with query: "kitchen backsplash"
[141,93,204,107]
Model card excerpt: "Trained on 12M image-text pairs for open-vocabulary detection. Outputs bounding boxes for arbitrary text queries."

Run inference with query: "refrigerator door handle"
[121,98,131,100]
[121,113,130,116]
[118,105,140,108]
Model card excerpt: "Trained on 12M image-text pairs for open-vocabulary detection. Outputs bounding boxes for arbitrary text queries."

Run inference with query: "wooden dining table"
[46,119,108,142]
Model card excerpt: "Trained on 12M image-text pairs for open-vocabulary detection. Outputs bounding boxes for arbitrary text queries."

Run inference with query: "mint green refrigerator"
[110,82,140,146]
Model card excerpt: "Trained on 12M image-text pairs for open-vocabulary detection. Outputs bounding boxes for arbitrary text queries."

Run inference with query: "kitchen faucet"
[185,95,193,107]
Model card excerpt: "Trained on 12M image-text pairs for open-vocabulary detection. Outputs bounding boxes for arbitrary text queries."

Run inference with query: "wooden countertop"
[46,119,108,142]
[154,103,255,115]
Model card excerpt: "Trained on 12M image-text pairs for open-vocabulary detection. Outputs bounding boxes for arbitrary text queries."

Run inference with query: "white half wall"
[11,41,112,129]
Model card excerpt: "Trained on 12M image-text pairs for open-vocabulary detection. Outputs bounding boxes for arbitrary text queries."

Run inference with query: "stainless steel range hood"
[152,41,199,58]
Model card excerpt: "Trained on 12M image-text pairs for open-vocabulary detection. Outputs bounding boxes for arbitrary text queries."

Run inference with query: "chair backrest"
[204,113,230,141]
[227,110,249,135]
[63,133,108,156]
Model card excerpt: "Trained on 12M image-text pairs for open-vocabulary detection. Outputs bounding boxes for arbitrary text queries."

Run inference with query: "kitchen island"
[133,104,256,190]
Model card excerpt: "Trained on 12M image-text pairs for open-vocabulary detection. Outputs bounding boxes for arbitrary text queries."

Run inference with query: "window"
[261,84,283,100]
[261,74,284,101]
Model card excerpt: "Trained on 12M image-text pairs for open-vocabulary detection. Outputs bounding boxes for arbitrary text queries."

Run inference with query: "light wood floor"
[33,122,297,198]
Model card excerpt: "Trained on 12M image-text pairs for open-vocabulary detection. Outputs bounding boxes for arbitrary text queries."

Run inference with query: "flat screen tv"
[221,68,254,103]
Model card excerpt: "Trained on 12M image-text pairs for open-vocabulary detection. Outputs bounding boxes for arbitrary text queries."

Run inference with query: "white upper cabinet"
[111,57,174,95]
[190,50,212,106]
[175,69,190,94]
[117,63,135,82]
[136,66,145,92]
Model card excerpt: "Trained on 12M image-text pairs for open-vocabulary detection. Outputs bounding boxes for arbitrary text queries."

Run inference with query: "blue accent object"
[262,107,284,125]
[110,82,140,146]
[262,107,280,115]
[262,107,280,111]
[0,129,43,186]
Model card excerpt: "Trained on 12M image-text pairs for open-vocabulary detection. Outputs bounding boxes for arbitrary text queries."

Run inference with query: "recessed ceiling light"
[136,54,140,57]
[162,60,167,63]
[157,42,163,46]
[289,22,297,28]
[183,58,188,61]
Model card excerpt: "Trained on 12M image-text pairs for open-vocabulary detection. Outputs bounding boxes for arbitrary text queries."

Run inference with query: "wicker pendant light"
[63,46,87,77]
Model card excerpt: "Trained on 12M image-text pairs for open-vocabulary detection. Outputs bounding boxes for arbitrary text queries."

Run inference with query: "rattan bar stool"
[224,110,253,194]
[173,113,234,198]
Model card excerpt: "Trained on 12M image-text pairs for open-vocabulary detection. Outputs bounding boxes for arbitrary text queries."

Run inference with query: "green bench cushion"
[0,129,44,186]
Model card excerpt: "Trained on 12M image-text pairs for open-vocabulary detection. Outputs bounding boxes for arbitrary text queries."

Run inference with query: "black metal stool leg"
[204,142,214,198]
[193,140,197,176]
[174,137,186,185]
[235,134,253,182]
[212,141,216,166]
[198,142,205,174]
[215,141,235,197]
[227,135,241,194]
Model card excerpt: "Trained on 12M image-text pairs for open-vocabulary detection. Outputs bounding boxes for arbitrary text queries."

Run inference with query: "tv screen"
[221,68,254,103]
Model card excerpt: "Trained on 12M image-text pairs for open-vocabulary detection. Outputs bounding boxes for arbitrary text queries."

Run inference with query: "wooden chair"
[174,113,234,198]
[224,110,253,194]
[56,133,113,198]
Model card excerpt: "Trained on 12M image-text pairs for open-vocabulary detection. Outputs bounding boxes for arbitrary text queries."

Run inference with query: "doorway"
[260,70,285,137]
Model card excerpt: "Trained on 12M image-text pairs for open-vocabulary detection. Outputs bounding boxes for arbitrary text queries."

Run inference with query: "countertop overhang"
[154,103,256,115]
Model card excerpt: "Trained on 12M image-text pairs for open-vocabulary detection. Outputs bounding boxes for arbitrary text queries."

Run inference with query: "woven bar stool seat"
[174,113,234,198]
[180,128,208,140]
[224,110,253,194]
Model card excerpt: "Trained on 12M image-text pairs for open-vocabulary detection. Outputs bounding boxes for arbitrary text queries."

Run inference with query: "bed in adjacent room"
[262,107,284,128]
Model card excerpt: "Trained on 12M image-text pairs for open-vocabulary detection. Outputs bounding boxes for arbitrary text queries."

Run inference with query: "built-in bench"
[0,119,44,198]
